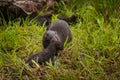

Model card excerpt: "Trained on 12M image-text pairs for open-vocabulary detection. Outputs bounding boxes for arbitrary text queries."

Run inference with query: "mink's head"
[44,30,56,41]
[42,30,57,48]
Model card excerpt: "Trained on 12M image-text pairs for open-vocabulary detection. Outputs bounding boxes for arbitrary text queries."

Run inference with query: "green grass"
[0,1,120,80]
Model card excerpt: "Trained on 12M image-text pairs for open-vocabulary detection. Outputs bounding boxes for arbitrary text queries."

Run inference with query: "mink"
[27,36,63,66]
[42,20,72,49]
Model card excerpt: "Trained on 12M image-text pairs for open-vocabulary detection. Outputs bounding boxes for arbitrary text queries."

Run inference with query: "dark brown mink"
[26,36,63,66]
[42,20,72,49]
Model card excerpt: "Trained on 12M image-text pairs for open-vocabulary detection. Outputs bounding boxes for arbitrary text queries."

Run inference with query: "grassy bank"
[0,0,120,80]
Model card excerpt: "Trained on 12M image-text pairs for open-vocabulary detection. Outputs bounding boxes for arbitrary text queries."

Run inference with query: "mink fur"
[27,36,63,66]
[42,20,72,49]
